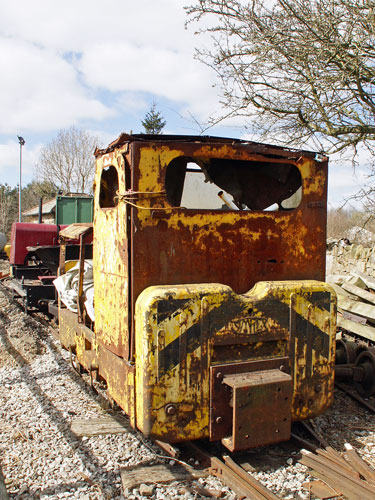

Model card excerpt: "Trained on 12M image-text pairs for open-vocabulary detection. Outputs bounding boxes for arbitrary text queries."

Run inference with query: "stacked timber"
[327,270,375,343]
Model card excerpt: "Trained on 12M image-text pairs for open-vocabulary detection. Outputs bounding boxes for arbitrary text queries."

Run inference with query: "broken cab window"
[165,156,302,211]
[99,165,119,208]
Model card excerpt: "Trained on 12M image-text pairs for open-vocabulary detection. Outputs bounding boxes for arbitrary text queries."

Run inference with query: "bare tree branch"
[186,0,375,156]
[35,127,98,194]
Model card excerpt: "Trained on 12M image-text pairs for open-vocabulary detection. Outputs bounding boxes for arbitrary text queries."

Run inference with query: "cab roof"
[94,133,324,161]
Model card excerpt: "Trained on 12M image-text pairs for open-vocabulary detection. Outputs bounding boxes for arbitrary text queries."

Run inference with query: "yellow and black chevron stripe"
[154,286,333,376]
[135,280,336,440]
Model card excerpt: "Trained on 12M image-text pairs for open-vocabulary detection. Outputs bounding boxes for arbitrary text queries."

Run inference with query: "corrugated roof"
[22,198,56,216]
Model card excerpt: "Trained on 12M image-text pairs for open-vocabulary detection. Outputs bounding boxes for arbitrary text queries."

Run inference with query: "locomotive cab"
[57,134,336,451]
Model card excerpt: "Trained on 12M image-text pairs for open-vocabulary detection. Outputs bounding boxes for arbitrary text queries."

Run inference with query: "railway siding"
[2,259,375,499]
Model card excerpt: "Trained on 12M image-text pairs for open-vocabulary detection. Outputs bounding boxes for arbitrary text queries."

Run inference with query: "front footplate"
[210,358,292,451]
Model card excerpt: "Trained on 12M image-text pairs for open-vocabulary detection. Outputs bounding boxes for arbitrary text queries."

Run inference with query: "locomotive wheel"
[336,339,360,365]
[354,349,375,398]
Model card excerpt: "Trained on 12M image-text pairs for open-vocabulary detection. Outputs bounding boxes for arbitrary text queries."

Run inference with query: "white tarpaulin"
[53,260,95,321]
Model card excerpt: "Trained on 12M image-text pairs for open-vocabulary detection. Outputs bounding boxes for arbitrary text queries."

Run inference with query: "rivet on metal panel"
[216,416,223,424]
[216,372,223,380]
[165,404,177,416]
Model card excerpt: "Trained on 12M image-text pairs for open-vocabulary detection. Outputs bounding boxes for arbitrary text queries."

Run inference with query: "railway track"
[2,275,375,500]
[154,422,375,500]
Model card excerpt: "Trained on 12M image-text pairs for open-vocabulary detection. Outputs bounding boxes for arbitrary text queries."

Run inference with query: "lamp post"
[17,136,25,222]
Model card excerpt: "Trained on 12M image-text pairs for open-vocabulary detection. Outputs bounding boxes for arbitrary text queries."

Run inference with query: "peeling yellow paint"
[135,280,336,441]
[58,135,333,449]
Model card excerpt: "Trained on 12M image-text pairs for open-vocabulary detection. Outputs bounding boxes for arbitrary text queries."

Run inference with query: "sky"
[0,0,370,209]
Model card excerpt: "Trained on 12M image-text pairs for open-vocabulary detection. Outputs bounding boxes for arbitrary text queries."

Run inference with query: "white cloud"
[115,93,148,113]
[0,37,115,134]
[0,0,224,140]
[76,40,218,118]
[328,162,369,208]
[327,145,374,208]
[0,139,41,187]
[0,0,189,53]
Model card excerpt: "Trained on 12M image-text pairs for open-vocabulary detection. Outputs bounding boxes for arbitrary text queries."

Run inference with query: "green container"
[55,196,93,225]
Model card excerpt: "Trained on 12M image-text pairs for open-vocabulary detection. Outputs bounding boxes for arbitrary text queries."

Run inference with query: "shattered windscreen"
[165,156,302,211]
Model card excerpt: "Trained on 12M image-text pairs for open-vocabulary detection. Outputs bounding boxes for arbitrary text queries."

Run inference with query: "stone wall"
[327,242,375,276]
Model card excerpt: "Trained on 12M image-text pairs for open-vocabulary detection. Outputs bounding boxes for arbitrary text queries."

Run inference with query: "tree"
[21,181,58,212]
[0,184,18,237]
[141,103,166,134]
[35,127,98,193]
[327,206,375,241]
[186,0,375,156]
[0,181,58,237]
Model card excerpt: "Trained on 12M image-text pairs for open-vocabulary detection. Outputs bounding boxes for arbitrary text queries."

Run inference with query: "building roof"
[22,193,93,217]
[22,198,56,217]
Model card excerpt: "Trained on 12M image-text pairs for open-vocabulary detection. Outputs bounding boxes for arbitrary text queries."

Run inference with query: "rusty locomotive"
[55,134,336,451]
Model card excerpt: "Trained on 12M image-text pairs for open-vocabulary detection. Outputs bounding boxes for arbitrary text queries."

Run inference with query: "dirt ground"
[0,258,9,275]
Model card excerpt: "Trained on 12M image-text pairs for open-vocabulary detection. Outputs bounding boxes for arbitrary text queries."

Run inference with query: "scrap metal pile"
[327,270,375,397]
[299,443,375,500]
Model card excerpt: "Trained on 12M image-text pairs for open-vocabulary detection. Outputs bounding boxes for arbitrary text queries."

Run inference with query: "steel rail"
[300,450,375,500]
[222,455,280,500]
[210,456,280,500]
[335,381,375,413]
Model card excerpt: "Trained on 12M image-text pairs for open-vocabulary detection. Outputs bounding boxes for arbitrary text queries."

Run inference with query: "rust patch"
[210,357,290,442]
[55,134,335,450]
[222,368,292,451]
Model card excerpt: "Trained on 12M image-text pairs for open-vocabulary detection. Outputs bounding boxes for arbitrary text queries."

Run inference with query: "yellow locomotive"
[56,134,336,451]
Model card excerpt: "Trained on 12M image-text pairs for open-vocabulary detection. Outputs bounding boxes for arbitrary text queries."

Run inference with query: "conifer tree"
[141,103,166,134]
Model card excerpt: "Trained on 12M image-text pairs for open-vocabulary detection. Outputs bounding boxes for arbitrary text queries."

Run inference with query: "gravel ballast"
[1,267,375,499]
[0,281,234,500]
